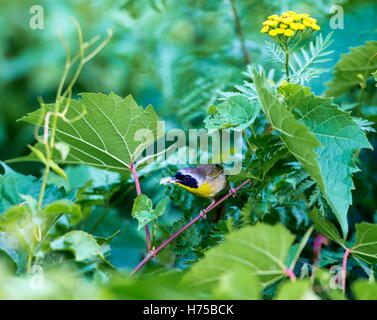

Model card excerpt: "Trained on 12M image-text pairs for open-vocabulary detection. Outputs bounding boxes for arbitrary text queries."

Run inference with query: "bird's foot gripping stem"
[200,209,207,219]
[230,187,237,198]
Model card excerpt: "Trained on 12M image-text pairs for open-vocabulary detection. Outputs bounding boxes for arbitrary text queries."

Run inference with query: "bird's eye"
[175,172,185,180]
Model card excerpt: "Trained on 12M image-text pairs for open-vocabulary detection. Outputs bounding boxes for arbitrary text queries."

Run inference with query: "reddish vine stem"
[313,234,329,266]
[130,162,151,252]
[341,248,351,292]
[129,179,252,277]
[284,268,296,281]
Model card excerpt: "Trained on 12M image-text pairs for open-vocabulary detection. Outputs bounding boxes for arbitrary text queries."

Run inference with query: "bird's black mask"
[174,172,198,188]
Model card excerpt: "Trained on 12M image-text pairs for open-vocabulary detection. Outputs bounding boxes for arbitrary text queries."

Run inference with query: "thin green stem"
[130,162,151,252]
[228,0,251,65]
[356,86,365,117]
[285,50,290,82]
[37,165,50,211]
[243,130,253,150]
[27,252,33,273]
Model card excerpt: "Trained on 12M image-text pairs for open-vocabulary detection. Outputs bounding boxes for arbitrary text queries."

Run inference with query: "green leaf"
[28,144,48,165]
[351,223,377,264]
[0,162,73,213]
[48,159,68,183]
[0,204,36,252]
[0,199,82,255]
[154,197,169,217]
[17,93,163,171]
[275,280,318,300]
[46,171,69,191]
[280,83,371,237]
[325,41,377,97]
[252,71,322,198]
[212,266,261,300]
[40,199,82,228]
[253,69,371,236]
[50,230,104,262]
[131,195,168,230]
[65,165,121,190]
[40,199,81,217]
[288,226,313,270]
[0,205,31,231]
[0,232,28,274]
[204,95,260,130]
[105,271,200,300]
[308,208,344,246]
[352,280,377,300]
[262,149,289,178]
[94,230,121,256]
[183,223,295,288]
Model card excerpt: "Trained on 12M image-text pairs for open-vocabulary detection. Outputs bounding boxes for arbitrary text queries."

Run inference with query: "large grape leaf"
[351,223,377,265]
[308,208,344,247]
[280,83,371,237]
[183,223,295,288]
[252,69,371,237]
[211,266,261,300]
[353,281,377,300]
[275,280,318,300]
[325,41,377,97]
[17,93,163,171]
[252,71,322,184]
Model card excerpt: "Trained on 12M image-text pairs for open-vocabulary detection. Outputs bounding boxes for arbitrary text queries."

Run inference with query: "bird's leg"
[228,182,237,198]
[200,209,207,219]
[200,198,216,219]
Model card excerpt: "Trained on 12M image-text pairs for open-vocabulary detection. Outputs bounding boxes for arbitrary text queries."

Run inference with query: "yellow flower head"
[263,20,279,27]
[302,19,312,27]
[297,23,306,30]
[268,29,279,37]
[261,11,320,40]
[282,17,294,24]
[268,14,279,20]
[290,23,301,30]
[284,29,294,37]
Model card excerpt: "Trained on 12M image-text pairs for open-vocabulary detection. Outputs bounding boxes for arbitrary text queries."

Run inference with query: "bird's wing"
[199,164,223,179]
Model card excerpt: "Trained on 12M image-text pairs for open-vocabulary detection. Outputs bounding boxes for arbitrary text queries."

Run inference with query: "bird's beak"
[160,177,177,185]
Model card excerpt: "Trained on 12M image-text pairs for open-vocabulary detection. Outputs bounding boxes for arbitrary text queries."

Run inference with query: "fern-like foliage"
[264,33,334,84]
[289,33,334,84]
[219,65,277,101]
[265,41,285,65]
[353,117,376,133]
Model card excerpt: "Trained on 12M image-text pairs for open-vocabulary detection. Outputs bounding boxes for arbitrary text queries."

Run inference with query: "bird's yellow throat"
[175,182,214,198]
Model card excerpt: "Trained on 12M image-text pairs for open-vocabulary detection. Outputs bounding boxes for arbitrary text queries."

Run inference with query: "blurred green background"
[1,0,376,175]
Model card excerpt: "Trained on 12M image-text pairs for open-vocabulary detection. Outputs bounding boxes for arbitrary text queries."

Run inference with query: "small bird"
[160,164,234,217]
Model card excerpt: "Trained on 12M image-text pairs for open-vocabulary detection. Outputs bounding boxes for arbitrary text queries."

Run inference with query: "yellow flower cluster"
[261,11,320,37]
